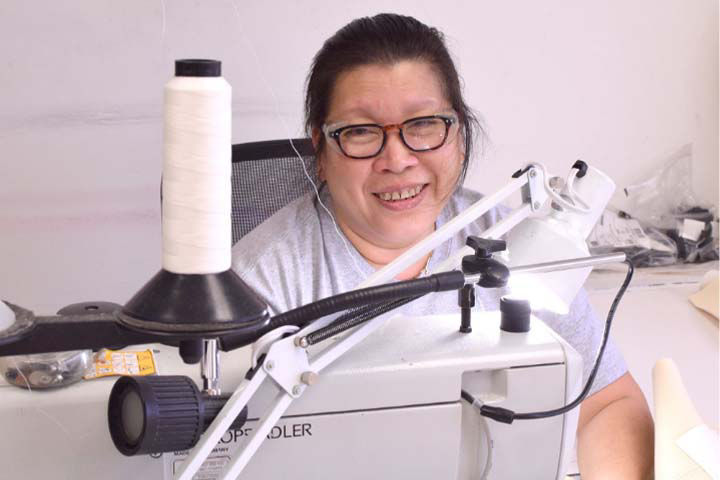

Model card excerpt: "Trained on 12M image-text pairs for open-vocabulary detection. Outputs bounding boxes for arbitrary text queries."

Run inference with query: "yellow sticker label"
[83,349,157,379]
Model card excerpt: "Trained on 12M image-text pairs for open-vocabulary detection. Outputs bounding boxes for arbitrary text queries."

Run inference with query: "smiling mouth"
[373,184,427,202]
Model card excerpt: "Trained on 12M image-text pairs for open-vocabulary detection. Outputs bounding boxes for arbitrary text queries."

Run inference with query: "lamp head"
[503,164,616,313]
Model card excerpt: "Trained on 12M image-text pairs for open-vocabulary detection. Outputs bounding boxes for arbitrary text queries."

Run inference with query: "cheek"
[432,151,463,190]
[324,158,370,197]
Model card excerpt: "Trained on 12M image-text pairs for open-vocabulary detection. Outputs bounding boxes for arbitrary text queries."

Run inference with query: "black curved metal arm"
[0,303,160,356]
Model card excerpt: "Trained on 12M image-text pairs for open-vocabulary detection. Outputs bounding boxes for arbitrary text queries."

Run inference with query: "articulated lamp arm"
[176,164,554,480]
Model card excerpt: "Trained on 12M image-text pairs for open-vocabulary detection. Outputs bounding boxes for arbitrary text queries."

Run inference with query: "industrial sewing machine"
[0,59,631,480]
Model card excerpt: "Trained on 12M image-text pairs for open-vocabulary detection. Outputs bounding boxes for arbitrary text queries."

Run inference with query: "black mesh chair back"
[231,138,317,244]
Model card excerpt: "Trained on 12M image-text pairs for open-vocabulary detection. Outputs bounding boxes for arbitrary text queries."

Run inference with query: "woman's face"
[318,60,463,252]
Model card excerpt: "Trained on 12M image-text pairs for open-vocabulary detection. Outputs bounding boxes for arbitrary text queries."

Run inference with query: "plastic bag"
[621,144,718,264]
[589,145,718,266]
[623,145,700,229]
[588,210,678,267]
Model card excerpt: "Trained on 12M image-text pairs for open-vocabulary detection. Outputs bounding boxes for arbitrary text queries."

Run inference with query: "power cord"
[462,259,634,424]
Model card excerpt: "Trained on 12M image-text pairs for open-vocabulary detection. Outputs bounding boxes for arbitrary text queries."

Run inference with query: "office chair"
[231,138,316,244]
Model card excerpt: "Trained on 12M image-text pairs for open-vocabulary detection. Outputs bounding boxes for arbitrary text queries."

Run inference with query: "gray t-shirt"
[231,186,627,395]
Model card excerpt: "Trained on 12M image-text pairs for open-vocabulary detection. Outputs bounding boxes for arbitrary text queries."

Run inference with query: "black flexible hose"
[266,271,463,332]
[464,259,635,424]
[305,296,421,345]
[220,271,464,351]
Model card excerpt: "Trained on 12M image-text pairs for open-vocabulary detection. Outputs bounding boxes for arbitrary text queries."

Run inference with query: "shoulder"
[231,193,323,314]
[232,193,318,273]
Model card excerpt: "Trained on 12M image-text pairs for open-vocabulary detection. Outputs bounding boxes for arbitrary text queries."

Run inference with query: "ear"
[311,128,322,151]
[311,128,325,181]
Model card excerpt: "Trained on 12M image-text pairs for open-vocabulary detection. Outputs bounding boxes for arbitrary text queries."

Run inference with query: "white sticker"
[173,455,230,480]
[680,218,706,242]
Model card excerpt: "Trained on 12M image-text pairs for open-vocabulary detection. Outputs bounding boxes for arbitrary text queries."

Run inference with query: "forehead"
[327,61,448,122]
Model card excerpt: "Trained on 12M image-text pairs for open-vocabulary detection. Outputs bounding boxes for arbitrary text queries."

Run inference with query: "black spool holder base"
[0,269,270,357]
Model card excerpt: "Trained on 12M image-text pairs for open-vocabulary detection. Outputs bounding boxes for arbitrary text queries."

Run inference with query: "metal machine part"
[202,339,221,395]
[0,350,91,389]
[0,301,115,389]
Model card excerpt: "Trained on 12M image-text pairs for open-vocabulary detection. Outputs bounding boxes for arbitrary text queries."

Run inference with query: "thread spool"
[162,59,232,274]
[119,59,269,339]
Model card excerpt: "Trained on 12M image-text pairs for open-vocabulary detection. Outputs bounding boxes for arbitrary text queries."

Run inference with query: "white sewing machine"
[0,310,582,479]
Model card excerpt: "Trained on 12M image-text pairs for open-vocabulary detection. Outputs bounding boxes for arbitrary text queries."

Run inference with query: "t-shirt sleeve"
[535,288,628,396]
[230,194,321,317]
[231,228,296,317]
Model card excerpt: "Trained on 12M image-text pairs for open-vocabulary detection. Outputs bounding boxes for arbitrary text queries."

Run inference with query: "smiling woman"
[317,61,464,274]
[231,12,653,478]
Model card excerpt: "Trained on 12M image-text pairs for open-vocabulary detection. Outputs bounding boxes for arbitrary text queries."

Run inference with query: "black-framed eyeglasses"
[322,113,458,160]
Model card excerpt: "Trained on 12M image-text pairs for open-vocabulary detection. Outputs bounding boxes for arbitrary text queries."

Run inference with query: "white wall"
[1,0,717,314]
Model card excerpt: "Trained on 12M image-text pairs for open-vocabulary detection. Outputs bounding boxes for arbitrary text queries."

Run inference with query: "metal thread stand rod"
[201,339,220,396]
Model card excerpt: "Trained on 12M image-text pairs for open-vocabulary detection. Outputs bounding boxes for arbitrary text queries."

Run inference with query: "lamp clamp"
[461,237,509,288]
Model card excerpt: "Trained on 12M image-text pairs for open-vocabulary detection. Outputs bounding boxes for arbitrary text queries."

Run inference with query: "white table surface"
[586,262,719,427]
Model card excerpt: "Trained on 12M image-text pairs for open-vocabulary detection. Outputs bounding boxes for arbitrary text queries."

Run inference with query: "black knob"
[572,160,588,178]
[500,297,531,333]
[179,339,203,364]
[175,59,221,77]
[466,236,506,259]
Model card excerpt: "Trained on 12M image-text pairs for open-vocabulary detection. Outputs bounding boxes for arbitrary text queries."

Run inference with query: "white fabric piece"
[676,425,720,479]
[653,358,713,480]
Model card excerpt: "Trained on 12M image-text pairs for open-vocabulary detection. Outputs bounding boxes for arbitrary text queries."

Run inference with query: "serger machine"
[0,59,631,480]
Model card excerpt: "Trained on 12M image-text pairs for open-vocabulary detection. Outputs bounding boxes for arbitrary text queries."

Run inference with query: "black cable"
[463,259,634,424]
[460,389,476,405]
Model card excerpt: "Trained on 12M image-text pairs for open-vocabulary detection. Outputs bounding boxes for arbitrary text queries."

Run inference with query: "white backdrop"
[0,0,717,313]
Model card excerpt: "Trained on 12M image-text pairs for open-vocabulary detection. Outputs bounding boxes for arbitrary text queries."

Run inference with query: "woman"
[232,13,653,478]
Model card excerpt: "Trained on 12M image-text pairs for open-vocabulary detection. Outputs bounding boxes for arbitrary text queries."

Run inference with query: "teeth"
[378,185,424,202]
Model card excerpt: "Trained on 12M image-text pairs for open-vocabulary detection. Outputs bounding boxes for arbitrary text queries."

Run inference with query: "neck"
[339,223,434,281]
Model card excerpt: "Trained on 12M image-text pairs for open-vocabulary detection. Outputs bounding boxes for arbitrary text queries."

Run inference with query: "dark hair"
[305,13,481,185]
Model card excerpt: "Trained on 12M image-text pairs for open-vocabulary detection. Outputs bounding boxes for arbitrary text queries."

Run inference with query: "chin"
[378,225,432,249]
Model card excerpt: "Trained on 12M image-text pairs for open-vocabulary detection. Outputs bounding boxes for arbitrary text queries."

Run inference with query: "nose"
[373,129,419,174]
